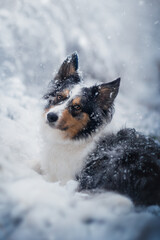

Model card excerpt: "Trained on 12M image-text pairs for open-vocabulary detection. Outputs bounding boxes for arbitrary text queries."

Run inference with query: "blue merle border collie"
[41,52,160,206]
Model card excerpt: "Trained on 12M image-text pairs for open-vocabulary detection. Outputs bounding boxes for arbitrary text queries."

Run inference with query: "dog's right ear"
[55,52,79,81]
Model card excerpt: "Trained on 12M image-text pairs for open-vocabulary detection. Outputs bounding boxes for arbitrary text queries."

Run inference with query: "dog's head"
[43,52,120,140]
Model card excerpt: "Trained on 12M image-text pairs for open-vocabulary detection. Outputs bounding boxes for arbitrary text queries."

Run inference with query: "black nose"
[47,112,58,123]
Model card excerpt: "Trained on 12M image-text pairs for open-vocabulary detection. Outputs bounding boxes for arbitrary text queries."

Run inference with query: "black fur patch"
[77,128,160,206]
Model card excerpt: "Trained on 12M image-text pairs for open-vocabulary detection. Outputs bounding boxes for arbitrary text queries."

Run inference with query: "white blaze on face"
[44,85,82,123]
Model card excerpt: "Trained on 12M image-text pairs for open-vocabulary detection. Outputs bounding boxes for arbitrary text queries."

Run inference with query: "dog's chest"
[41,138,94,183]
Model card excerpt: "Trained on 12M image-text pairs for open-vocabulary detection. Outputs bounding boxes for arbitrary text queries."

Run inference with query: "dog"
[41,52,160,206]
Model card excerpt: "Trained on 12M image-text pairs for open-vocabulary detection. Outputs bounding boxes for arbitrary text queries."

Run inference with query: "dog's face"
[43,52,120,140]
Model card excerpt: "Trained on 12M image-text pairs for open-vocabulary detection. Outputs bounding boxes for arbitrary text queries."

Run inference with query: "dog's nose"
[47,112,58,123]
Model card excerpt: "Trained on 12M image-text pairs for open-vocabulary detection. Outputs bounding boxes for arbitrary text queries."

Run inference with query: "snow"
[0,0,160,239]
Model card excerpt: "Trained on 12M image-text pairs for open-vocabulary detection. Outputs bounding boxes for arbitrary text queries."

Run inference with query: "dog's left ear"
[55,52,79,81]
[93,78,121,110]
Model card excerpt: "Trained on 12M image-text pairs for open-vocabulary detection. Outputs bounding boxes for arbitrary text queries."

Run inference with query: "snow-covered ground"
[0,0,160,239]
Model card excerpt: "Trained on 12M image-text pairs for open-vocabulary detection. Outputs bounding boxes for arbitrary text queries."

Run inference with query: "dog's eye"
[55,94,64,103]
[73,105,81,111]
[57,95,63,100]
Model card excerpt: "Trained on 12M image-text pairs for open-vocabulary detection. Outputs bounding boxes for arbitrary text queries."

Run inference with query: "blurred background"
[0,0,160,134]
[0,1,160,240]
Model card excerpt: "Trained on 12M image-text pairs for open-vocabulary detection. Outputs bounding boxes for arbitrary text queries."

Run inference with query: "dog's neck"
[41,123,96,183]
[41,120,116,183]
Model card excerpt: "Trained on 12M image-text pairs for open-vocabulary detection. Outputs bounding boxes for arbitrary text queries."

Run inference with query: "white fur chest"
[41,124,95,183]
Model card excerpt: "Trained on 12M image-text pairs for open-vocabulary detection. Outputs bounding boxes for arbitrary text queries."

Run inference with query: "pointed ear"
[55,52,79,81]
[94,78,121,110]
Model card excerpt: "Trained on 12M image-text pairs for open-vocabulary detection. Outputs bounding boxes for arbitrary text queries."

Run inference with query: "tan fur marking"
[57,109,89,139]
[62,89,70,98]
[72,97,81,106]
